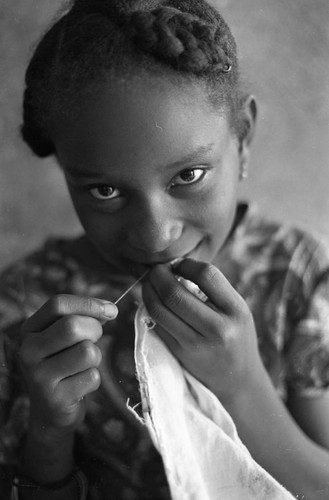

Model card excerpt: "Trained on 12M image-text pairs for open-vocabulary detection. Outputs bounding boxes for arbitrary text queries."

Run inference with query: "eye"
[89,185,121,200]
[171,168,206,187]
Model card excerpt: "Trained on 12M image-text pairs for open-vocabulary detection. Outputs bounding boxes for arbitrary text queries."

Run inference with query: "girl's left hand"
[142,258,265,405]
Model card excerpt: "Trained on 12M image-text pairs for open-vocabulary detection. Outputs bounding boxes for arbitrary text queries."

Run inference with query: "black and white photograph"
[1,1,329,499]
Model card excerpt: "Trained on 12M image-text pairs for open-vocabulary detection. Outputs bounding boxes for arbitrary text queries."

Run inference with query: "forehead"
[54,74,231,172]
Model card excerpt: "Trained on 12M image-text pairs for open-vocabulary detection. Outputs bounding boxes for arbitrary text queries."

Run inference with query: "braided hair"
[22,0,243,158]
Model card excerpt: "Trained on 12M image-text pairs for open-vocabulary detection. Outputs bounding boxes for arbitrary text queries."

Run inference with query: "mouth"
[126,241,203,276]
[173,240,203,263]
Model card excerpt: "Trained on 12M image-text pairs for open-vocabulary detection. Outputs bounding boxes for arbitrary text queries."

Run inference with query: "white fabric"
[133,305,294,500]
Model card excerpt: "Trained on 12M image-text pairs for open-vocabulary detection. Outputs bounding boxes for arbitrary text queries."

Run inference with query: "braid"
[70,1,234,74]
[126,7,232,74]
[21,0,241,158]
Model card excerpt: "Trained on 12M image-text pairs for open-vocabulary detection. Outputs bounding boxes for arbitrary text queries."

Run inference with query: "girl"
[1,0,329,498]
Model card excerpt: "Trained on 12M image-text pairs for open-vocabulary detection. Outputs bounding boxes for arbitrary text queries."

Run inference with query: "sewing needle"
[114,269,150,305]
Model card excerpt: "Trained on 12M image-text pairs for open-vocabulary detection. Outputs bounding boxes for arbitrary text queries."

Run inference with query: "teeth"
[170,257,184,267]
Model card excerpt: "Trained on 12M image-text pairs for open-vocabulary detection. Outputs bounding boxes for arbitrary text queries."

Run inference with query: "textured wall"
[1,0,329,269]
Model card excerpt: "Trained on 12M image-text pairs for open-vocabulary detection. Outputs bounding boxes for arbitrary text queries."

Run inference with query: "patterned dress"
[1,204,329,499]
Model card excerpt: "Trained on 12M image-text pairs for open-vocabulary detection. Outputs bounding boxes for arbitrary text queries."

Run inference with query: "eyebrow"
[164,143,216,170]
[64,143,216,179]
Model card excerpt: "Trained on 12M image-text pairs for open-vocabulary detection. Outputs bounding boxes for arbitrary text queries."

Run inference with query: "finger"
[153,323,181,355]
[145,265,226,336]
[59,367,101,402]
[143,279,222,345]
[174,258,243,314]
[23,315,103,360]
[23,295,118,332]
[42,340,102,382]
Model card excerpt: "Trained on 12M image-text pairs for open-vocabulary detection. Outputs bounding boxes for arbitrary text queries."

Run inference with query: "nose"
[127,195,183,254]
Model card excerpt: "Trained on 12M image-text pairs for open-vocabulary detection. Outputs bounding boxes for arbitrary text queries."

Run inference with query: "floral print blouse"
[0,204,329,499]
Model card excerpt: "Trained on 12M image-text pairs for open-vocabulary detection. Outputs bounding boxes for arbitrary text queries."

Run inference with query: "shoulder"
[230,203,329,280]
[230,203,329,325]
[0,236,95,328]
[0,235,128,333]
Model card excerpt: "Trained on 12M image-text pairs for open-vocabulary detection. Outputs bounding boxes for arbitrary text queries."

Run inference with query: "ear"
[237,95,257,170]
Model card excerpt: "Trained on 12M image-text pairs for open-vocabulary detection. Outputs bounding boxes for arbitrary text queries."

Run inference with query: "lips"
[125,240,203,276]
[143,244,200,266]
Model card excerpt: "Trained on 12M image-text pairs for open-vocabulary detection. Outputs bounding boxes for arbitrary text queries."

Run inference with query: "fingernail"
[101,302,118,318]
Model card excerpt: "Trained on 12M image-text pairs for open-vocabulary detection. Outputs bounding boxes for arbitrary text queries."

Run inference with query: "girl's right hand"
[19,294,118,433]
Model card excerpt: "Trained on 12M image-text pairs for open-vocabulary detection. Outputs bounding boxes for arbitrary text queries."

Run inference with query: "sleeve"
[285,234,329,397]
[0,240,92,469]
[0,263,32,469]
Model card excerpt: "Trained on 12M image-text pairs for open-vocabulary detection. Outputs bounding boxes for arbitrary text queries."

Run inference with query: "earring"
[239,162,248,180]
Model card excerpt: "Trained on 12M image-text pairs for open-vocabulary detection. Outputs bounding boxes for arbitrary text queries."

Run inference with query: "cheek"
[68,196,122,248]
[195,177,238,230]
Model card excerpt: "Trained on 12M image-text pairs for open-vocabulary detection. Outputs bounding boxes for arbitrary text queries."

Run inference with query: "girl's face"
[54,76,248,277]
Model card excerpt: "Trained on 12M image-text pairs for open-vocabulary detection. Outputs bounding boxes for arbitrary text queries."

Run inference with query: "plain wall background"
[1,0,329,269]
